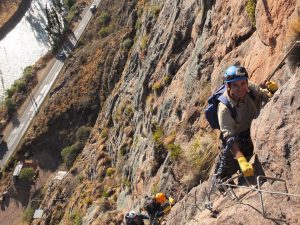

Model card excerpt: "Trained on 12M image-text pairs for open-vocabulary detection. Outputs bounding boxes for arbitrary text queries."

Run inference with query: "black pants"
[215,139,254,179]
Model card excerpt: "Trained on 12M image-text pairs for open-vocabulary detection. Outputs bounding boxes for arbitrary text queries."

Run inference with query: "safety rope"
[265,40,300,82]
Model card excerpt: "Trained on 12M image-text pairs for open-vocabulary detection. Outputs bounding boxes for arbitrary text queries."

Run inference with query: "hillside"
[0,0,22,27]
[1,0,300,224]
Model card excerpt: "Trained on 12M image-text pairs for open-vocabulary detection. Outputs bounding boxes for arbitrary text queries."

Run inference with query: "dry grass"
[166,143,182,159]
[163,133,176,146]
[124,126,133,137]
[140,35,149,50]
[177,132,218,187]
[0,0,21,27]
[114,100,132,122]
[286,18,300,41]
[152,80,163,90]
[146,94,155,110]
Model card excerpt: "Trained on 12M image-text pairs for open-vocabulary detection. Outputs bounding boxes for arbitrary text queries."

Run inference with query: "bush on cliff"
[22,207,34,223]
[19,168,35,183]
[75,126,91,142]
[61,142,83,168]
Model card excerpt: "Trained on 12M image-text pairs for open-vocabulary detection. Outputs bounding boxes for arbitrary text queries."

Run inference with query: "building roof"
[53,171,68,180]
[33,209,44,219]
[13,161,23,177]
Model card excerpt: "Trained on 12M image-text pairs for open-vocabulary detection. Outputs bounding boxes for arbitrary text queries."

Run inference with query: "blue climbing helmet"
[224,65,248,83]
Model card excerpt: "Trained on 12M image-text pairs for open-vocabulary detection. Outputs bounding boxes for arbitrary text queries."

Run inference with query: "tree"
[4,98,16,116]
[19,168,35,183]
[53,0,63,13]
[45,5,65,49]
[64,0,75,9]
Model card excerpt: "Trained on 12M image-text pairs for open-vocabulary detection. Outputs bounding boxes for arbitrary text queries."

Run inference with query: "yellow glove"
[237,156,254,177]
[169,197,175,206]
[266,80,278,94]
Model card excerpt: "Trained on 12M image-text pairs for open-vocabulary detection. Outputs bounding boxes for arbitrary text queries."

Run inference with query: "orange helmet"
[155,193,167,204]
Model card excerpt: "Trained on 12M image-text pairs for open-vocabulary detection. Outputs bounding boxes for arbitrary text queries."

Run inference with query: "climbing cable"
[221,182,300,198]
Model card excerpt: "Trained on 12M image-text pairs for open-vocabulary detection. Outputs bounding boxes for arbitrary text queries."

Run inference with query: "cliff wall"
[13,0,299,224]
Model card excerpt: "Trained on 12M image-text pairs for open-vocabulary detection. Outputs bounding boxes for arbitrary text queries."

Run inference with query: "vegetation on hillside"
[245,0,257,27]
[0,66,37,123]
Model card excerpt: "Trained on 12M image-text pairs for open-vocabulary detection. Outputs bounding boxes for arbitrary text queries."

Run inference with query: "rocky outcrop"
[163,70,300,225]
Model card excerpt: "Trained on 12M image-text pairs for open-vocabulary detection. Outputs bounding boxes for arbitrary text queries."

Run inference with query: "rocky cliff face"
[18,0,299,224]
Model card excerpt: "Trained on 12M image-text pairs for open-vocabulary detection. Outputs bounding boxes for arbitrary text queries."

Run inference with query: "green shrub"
[70,211,82,225]
[22,207,34,223]
[85,197,93,206]
[153,126,164,144]
[98,26,113,38]
[163,75,171,85]
[152,81,163,91]
[23,66,34,82]
[102,189,110,198]
[98,12,111,26]
[5,86,16,98]
[150,4,161,17]
[66,5,77,22]
[121,38,133,51]
[64,0,75,9]
[119,146,127,156]
[61,142,82,168]
[4,98,16,115]
[246,0,256,26]
[166,143,181,159]
[152,81,165,94]
[13,79,27,92]
[124,106,134,119]
[135,19,141,30]
[100,128,109,139]
[140,35,148,50]
[123,179,131,187]
[76,126,91,142]
[19,168,35,183]
[106,167,116,177]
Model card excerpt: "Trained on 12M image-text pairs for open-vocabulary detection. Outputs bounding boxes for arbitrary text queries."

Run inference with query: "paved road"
[0,0,101,168]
